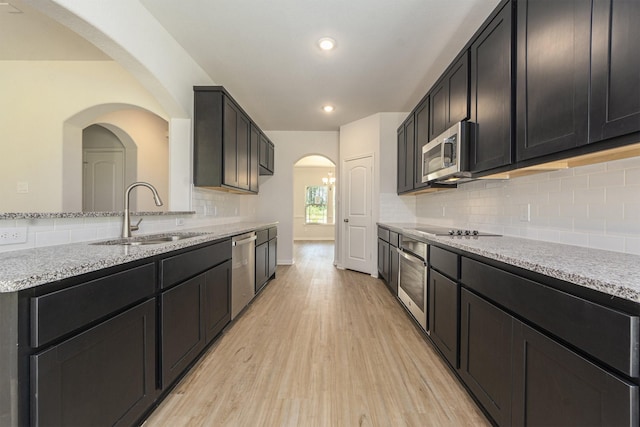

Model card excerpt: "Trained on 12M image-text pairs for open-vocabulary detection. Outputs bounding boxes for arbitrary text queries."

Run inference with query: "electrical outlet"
[0,227,28,245]
[519,204,531,222]
[442,206,446,216]
[175,218,185,226]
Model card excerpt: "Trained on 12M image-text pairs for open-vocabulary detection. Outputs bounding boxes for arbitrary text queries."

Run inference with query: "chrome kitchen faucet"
[122,182,163,238]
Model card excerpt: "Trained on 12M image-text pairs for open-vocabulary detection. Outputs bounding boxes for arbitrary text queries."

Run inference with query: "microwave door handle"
[441,140,447,168]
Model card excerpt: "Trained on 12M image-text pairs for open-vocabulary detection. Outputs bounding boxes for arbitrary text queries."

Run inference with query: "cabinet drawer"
[31,263,155,348]
[430,246,459,279]
[377,227,390,242]
[256,229,269,246]
[389,231,400,247]
[461,257,640,378]
[268,226,277,240]
[160,239,231,289]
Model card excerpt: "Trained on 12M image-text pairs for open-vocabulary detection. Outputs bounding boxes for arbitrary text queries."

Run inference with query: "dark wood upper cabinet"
[397,115,415,193]
[259,133,275,175]
[516,0,592,161]
[430,52,469,140]
[249,124,260,192]
[194,86,263,193]
[590,0,640,142]
[413,98,430,189]
[469,2,513,173]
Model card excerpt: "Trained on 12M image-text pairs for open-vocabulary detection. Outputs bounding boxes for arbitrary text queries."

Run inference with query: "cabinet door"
[590,0,640,142]
[430,81,447,139]
[388,244,399,295]
[31,300,156,427]
[397,116,415,193]
[469,3,513,173]
[430,53,469,140]
[255,241,269,292]
[516,0,591,161]
[161,274,206,388]
[512,321,639,426]
[267,141,275,173]
[460,289,513,426]
[203,260,231,343]
[377,238,389,281]
[249,124,260,193]
[236,113,251,190]
[413,98,430,189]
[429,269,459,368]
[268,237,277,278]
[447,52,469,127]
[223,97,239,188]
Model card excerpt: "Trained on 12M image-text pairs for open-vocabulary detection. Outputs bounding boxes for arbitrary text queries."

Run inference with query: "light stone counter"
[380,222,640,304]
[0,221,277,293]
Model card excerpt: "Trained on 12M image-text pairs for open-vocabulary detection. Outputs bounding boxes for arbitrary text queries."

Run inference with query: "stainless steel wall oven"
[397,234,428,331]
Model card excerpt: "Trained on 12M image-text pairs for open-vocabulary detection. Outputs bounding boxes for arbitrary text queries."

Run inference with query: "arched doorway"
[293,155,337,263]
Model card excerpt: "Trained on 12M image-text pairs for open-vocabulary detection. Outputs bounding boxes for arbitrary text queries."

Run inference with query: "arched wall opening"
[64,103,169,212]
[293,155,336,242]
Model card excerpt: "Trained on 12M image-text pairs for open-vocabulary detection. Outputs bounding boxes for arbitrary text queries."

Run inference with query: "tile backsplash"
[415,156,640,255]
[0,187,258,253]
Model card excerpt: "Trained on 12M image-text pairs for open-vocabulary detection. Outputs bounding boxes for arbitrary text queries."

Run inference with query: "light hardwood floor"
[144,241,490,427]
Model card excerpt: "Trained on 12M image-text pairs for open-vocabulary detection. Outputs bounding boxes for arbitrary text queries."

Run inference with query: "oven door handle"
[397,248,423,264]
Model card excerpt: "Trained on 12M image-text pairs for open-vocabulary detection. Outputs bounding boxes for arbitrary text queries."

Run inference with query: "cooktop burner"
[414,226,501,237]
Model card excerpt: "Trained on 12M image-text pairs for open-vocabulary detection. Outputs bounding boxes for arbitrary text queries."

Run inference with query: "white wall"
[415,155,640,255]
[293,166,336,241]
[94,109,169,211]
[338,112,407,273]
[257,131,340,264]
[0,61,167,212]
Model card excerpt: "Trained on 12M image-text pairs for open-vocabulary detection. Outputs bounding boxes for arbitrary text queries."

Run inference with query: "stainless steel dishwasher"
[231,232,256,319]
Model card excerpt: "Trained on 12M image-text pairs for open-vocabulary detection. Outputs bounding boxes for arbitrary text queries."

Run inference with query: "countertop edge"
[378,222,640,304]
[0,221,278,293]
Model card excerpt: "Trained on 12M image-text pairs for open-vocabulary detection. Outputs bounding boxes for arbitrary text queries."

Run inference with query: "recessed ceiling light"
[322,105,335,113]
[318,37,336,51]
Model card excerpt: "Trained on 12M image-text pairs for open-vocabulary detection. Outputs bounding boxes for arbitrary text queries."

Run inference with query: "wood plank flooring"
[144,241,490,426]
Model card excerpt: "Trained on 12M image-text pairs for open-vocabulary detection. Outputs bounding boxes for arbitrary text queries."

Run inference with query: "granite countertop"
[0,221,277,293]
[379,222,640,304]
[0,211,196,220]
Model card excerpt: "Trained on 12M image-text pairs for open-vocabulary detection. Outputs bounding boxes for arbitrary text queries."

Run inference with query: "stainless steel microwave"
[421,121,470,184]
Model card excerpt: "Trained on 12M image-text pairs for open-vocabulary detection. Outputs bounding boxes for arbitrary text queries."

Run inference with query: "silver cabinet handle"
[232,235,257,246]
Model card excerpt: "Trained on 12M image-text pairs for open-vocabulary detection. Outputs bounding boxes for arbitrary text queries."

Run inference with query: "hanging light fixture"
[322,171,336,185]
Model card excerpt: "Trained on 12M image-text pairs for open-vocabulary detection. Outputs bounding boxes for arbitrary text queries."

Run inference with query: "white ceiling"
[139,0,501,131]
[2,0,502,131]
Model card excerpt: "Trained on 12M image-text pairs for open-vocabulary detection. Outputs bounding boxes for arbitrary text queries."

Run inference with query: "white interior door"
[83,149,125,211]
[342,155,373,274]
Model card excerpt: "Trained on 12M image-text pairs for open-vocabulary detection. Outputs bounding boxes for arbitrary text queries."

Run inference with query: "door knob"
[344,219,349,223]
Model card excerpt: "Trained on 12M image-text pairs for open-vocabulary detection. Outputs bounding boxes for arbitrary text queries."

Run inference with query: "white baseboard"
[277,259,294,265]
[293,238,335,241]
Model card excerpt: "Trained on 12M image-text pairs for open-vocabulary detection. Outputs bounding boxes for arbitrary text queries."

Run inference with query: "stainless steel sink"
[93,232,208,246]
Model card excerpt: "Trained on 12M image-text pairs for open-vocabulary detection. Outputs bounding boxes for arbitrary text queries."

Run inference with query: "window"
[305,185,329,224]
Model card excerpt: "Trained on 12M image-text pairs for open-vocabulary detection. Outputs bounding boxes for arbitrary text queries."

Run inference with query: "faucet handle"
[130,218,143,232]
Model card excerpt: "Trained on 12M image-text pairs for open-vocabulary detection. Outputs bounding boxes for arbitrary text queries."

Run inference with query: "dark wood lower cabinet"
[388,243,399,295]
[30,300,156,427]
[160,274,206,388]
[377,238,389,281]
[459,288,513,426]
[428,269,459,368]
[268,237,277,278]
[203,260,231,344]
[459,288,639,426]
[255,228,277,294]
[512,321,639,427]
